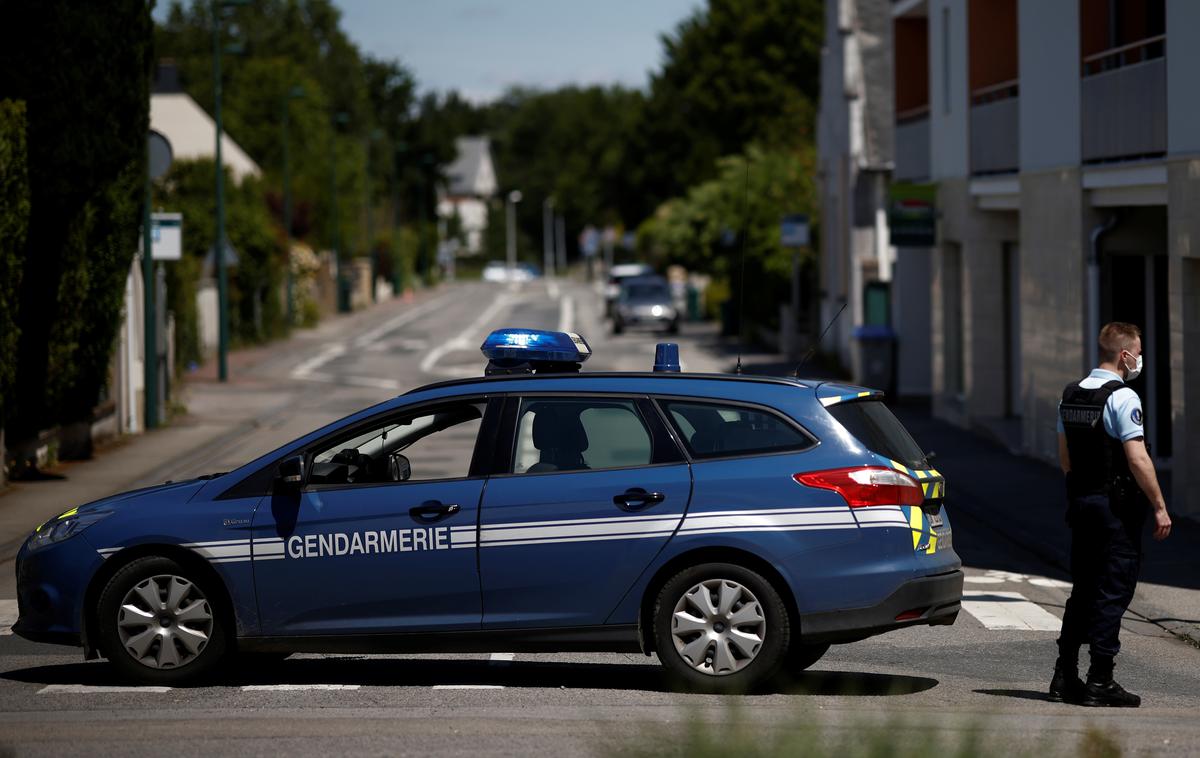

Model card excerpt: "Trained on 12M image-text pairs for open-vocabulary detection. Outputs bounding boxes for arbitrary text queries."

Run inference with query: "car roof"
[406,371,817,398]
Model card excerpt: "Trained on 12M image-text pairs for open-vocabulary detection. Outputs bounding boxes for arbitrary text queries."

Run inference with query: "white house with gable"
[437,136,496,254]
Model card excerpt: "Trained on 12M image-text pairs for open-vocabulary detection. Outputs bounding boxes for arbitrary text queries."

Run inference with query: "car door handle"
[409,501,460,520]
[613,488,666,510]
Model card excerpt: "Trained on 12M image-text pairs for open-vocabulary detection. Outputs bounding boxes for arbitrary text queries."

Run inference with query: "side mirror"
[388,453,411,482]
[276,455,306,491]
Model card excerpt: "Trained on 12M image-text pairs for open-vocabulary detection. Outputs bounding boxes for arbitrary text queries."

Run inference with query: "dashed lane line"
[961,590,1062,631]
[420,291,518,377]
[242,684,360,691]
[489,652,515,663]
[432,684,505,690]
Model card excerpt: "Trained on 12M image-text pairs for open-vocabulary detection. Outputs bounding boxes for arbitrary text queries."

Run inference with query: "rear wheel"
[653,563,789,693]
[96,556,229,685]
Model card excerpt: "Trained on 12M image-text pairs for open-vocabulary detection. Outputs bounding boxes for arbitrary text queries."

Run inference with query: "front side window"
[512,398,653,474]
[659,399,814,459]
[308,401,485,486]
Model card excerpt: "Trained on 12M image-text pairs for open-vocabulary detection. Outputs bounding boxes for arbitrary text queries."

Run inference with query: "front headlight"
[27,510,111,552]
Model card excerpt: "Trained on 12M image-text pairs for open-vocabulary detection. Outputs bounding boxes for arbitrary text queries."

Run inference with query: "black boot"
[1082,656,1141,708]
[1048,654,1085,704]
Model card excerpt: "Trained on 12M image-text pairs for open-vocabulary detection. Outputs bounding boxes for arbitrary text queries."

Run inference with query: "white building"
[437,136,497,254]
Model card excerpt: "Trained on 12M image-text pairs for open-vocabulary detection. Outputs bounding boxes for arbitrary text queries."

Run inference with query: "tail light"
[794,466,924,507]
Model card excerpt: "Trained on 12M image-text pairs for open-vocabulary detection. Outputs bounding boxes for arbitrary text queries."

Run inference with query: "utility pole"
[212,1,229,382]
[542,197,554,278]
[506,190,522,275]
[331,111,350,312]
[555,214,566,275]
[281,85,304,326]
[142,139,156,428]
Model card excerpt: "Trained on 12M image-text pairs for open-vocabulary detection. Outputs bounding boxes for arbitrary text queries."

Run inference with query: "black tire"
[653,562,789,694]
[96,556,229,685]
[667,319,680,335]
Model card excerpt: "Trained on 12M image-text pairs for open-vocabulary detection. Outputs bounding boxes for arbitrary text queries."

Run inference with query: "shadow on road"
[974,688,1052,702]
[1,658,937,696]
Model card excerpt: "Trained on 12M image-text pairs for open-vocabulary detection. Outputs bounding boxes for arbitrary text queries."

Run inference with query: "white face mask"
[1123,352,1143,381]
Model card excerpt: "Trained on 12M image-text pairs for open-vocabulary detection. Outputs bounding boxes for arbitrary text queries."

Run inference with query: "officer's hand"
[1153,509,1172,541]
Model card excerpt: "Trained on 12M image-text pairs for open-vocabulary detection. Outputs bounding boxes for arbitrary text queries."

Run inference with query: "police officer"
[1050,322,1171,707]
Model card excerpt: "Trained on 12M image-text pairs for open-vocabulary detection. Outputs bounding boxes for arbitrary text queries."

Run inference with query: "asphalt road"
[1,278,1197,757]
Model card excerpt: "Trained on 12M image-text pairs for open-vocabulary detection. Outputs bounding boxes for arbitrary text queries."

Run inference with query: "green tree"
[1,0,152,464]
[0,100,29,429]
[633,0,822,216]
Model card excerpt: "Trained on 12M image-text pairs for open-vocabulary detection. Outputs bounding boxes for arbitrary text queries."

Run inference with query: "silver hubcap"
[117,575,213,669]
[670,578,766,676]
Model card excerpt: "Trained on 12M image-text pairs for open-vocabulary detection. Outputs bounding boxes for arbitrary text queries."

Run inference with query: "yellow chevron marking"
[926,535,938,554]
[908,508,924,549]
[914,469,928,479]
[59,507,78,519]
[857,391,871,397]
[921,483,930,497]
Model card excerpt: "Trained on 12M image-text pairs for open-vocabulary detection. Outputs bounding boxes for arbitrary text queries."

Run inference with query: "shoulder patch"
[1131,408,1142,426]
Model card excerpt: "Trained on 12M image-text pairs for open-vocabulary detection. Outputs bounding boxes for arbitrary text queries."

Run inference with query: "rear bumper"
[799,569,963,644]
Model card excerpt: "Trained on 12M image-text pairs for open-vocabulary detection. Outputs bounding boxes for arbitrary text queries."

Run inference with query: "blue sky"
[157,1,703,102]
[338,1,701,101]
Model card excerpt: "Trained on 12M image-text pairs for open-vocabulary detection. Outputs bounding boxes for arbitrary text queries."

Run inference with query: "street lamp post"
[363,128,383,303]
[542,197,555,278]
[506,189,523,276]
[211,0,247,383]
[555,213,566,274]
[330,111,350,313]
[281,85,304,326]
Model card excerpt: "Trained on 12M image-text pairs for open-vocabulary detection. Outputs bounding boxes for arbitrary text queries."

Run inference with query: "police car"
[14,329,962,692]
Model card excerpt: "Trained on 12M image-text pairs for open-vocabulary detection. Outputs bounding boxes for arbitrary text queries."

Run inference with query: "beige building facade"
[823,0,1200,517]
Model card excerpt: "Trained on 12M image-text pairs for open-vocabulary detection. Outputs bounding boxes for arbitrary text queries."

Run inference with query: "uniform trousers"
[1057,490,1146,663]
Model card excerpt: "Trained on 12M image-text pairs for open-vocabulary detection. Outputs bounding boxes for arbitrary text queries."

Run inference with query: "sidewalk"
[0,289,441,575]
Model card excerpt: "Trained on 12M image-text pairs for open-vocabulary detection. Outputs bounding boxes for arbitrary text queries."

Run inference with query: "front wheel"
[653,563,789,693]
[96,556,229,685]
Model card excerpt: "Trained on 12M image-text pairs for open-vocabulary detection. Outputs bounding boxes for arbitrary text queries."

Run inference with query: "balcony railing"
[970,80,1018,175]
[894,106,930,182]
[1081,56,1166,163]
[1082,34,1165,76]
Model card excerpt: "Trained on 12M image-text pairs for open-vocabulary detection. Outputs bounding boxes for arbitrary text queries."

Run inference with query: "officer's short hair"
[1098,322,1141,363]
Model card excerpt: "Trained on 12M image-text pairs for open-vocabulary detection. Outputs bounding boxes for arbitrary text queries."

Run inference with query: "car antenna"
[794,301,847,378]
[734,160,750,375]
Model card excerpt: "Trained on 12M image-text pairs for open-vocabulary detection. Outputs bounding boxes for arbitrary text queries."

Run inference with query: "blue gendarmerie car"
[14,329,962,692]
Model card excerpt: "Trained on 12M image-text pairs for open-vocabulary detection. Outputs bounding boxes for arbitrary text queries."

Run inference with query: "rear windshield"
[826,400,927,470]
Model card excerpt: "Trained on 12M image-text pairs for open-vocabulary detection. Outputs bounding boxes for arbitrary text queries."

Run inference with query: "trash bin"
[853,324,896,396]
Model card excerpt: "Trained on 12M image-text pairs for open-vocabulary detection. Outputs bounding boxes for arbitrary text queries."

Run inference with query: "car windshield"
[623,279,670,302]
[826,399,928,470]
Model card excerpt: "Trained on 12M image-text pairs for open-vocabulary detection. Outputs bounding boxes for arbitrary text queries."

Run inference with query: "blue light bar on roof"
[480,328,592,365]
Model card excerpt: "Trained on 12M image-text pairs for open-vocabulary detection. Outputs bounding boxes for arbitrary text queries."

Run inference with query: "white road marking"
[1029,577,1073,589]
[420,291,516,376]
[963,576,1005,584]
[547,279,560,299]
[489,652,515,662]
[557,295,574,333]
[432,684,505,690]
[0,599,17,635]
[39,684,173,694]
[290,291,455,386]
[242,684,360,691]
[961,590,1062,631]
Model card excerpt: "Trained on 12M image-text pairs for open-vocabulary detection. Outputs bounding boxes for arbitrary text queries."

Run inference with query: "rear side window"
[826,400,928,470]
[658,400,814,459]
[513,398,653,473]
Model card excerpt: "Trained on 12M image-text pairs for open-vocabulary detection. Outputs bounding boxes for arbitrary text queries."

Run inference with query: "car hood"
[73,478,211,515]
